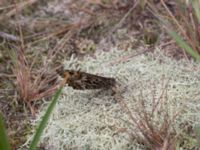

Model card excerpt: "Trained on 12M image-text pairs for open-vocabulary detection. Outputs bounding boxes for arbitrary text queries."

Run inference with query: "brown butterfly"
[61,70,116,90]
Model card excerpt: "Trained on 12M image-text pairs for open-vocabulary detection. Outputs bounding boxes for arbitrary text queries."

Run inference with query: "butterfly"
[60,70,116,90]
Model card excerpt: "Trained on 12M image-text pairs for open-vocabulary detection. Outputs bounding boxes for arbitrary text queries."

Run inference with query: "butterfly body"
[62,70,116,90]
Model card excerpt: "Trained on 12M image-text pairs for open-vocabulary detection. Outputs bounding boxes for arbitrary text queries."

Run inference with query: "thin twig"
[109,0,139,34]
[160,0,190,62]
[0,32,20,41]
[109,47,151,65]
[0,73,15,78]
[0,0,38,21]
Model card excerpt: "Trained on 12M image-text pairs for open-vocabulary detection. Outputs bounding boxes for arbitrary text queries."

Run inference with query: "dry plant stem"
[71,5,97,16]
[109,0,139,36]
[0,73,15,78]
[27,101,36,116]
[152,78,169,115]
[189,12,200,50]
[85,0,111,9]
[30,84,59,102]
[14,24,75,103]
[0,4,16,11]
[190,13,196,40]
[0,32,20,41]
[14,1,25,50]
[138,95,163,147]
[14,48,30,101]
[160,0,186,39]
[151,83,156,116]
[0,0,38,21]
[30,50,40,70]
[13,37,61,103]
[159,40,175,48]
[113,87,147,139]
[32,31,74,92]
[113,87,137,124]
[48,30,75,60]
[187,10,199,51]
[160,0,189,61]
[109,48,151,65]
[113,79,178,150]
[30,24,79,45]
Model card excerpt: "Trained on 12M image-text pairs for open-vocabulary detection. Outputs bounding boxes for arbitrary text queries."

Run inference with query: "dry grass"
[0,0,38,21]
[11,47,59,102]
[1,0,200,149]
[2,0,141,106]
[146,0,200,60]
[161,0,200,53]
[114,80,180,150]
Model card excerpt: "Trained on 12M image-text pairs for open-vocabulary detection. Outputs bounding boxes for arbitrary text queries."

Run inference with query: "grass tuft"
[147,0,200,61]
[11,47,59,103]
[115,80,179,150]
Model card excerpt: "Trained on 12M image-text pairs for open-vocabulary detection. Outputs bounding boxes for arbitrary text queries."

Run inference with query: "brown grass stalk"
[114,79,179,150]
[12,47,60,103]
[0,0,38,21]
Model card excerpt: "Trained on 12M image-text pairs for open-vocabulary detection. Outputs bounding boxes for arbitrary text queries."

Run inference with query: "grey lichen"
[25,48,200,150]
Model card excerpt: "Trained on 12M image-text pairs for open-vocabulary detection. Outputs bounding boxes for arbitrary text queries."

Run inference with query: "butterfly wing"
[81,73,116,89]
[67,71,116,90]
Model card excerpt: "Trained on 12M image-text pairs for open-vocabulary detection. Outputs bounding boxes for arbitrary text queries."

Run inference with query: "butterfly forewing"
[62,70,116,90]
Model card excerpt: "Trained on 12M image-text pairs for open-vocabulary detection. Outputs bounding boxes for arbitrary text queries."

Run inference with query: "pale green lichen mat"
[24,48,200,150]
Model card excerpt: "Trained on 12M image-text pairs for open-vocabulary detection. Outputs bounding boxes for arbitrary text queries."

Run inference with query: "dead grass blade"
[11,45,60,109]
[147,0,200,60]
[0,0,38,21]
[114,79,179,150]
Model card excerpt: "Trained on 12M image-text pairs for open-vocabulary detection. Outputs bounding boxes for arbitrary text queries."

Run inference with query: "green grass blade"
[0,113,11,150]
[195,125,200,146]
[29,87,63,150]
[167,30,200,61]
[192,0,200,24]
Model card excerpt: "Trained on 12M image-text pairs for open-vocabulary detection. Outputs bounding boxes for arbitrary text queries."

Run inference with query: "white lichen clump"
[26,48,200,150]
